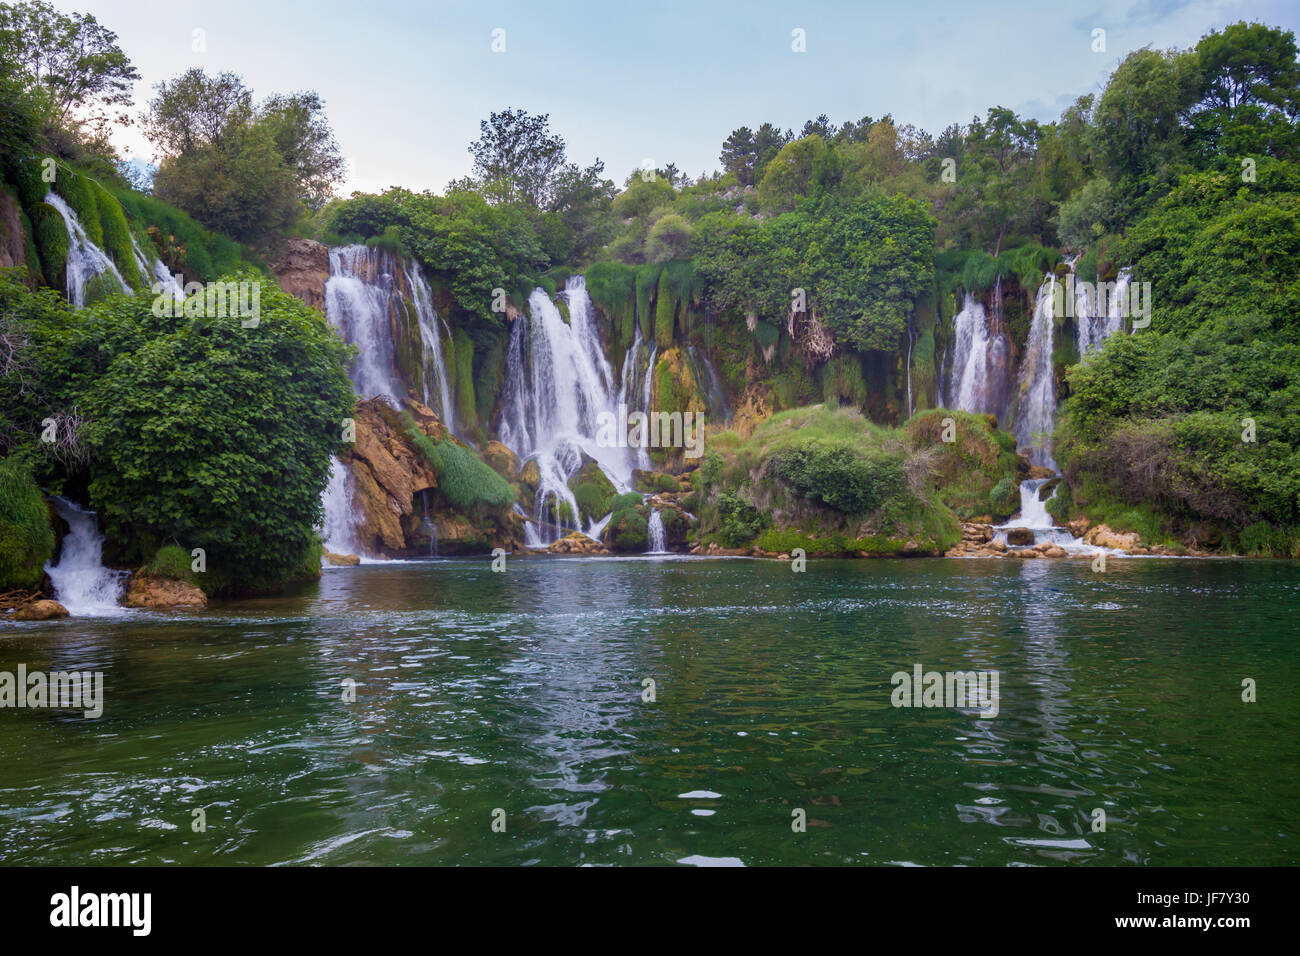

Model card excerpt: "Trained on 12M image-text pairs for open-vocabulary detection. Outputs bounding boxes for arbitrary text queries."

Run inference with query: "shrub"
[771,441,907,515]
[146,544,192,580]
[606,508,647,551]
[715,489,766,547]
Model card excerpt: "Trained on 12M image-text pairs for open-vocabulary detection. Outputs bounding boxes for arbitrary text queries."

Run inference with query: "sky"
[70,0,1300,196]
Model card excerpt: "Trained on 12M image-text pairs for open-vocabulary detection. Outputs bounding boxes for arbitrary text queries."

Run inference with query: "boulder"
[323,551,361,567]
[547,531,609,555]
[272,238,330,312]
[1028,465,1056,480]
[1005,527,1035,547]
[123,574,207,609]
[1067,517,1090,538]
[482,441,519,480]
[520,459,541,492]
[12,599,69,621]
[1084,524,1140,550]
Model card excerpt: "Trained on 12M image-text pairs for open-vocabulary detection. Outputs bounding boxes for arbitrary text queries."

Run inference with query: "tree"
[81,279,355,593]
[465,109,571,208]
[0,0,139,133]
[757,135,827,214]
[142,69,345,246]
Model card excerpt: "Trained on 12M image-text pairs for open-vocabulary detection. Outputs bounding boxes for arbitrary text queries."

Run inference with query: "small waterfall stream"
[44,193,130,307]
[44,497,128,615]
[647,510,667,554]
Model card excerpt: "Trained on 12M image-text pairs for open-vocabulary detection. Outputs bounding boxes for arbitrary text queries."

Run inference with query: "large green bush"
[770,440,907,515]
[78,278,355,594]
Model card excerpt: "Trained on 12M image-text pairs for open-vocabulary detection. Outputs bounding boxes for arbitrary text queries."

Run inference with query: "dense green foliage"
[0,455,54,590]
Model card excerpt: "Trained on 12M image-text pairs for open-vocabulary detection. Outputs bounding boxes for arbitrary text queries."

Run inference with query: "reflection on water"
[1,557,1297,865]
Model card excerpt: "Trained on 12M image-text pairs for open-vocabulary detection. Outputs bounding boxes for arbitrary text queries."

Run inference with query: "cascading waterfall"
[1076,267,1133,357]
[44,193,130,308]
[1011,275,1059,470]
[684,344,731,423]
[647,510,667,554]
[323,245,455,428]
[319,246,457,557]
[499,276,642,545]
[320,456,358,557]
[130,235,184,303]
[946,293,1013,421]
[44,497,128,615]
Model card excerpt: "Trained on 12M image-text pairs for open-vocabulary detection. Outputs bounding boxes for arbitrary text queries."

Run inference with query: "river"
[1,556,1296,865]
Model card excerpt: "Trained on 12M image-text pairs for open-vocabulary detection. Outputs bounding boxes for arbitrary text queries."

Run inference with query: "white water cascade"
[319,246,458,558]
[44,497,128,615]
[647,510,667,554]
[324,245,456,430]
[320,457,358,558]
[1076,267,1133,358]
[499,276,644,546]
[44,193,130,308]
[1011,275,1059,470]
[946,293,1013,421]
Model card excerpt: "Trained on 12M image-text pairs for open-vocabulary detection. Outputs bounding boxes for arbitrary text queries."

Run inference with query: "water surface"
[2,557,1296,866]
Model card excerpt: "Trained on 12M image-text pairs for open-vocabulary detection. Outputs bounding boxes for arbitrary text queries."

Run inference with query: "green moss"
[31,202,69,292]
[654,266,675,348]
[453,327,477,434]
[93,181,138,288]
[51,168,102,247]
[145,544,193,581]
[635,264,661,342]
[0,457,55,591]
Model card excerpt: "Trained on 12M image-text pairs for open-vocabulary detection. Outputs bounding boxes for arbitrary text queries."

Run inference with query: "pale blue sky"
[77,0,1300,195]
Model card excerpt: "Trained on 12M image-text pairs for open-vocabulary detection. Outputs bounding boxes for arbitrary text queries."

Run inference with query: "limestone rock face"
[273,238,330,312]
[123,573,207,609]
[0,190,27,271]
[1005,527,1035,546]
[341,397,521,558]
[13,599,69,621]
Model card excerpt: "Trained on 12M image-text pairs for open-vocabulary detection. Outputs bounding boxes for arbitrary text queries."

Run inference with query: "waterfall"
[685,344,731,423]
[319,456,357,556]
[1076,267,1133,357]
[324,245,455,430]
[647,510,667,554]
[130,236,184,303]
[499,276,639,545]
[44,497,127,616]
[1015,477,1056,530]
[1011,275,1059,469]
[43,193,130,308]
[951,295,1008,421]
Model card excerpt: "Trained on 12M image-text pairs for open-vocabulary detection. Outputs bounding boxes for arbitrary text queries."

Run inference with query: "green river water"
[1,556,1296,866]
